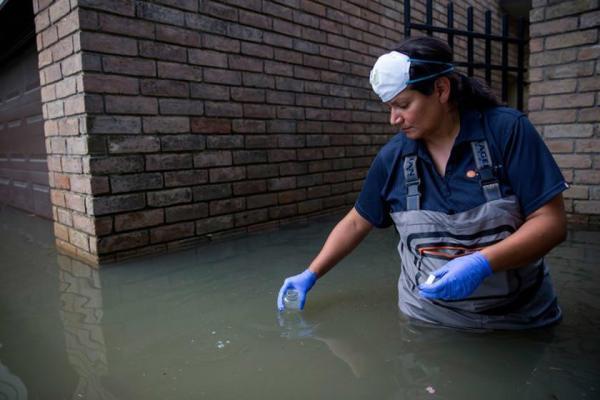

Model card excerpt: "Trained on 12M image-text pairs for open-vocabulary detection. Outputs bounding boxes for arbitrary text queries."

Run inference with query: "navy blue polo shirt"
[355,107,568,228]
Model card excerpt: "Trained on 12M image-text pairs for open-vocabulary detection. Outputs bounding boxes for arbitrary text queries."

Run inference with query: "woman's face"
[386,85,447,141]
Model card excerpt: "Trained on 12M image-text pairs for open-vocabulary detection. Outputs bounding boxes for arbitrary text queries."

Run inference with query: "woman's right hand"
[277,269,318,311]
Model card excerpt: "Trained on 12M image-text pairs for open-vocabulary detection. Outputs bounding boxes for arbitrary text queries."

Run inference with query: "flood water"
[0,205,599,400]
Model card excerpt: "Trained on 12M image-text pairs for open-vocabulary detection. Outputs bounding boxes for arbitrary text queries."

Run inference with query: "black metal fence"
[403,0,527,111]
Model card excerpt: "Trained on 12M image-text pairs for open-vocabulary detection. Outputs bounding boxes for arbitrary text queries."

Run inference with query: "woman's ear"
[435,76,451,104]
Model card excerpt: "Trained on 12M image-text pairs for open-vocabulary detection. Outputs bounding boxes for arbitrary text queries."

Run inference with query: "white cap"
[369,51,411,103]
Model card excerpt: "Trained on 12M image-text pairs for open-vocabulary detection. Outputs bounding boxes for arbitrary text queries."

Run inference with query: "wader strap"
[470,140,502,201]
[404,155,420,211]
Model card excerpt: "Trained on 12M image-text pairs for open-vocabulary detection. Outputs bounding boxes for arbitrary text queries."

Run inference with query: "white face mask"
[369,51,454,102]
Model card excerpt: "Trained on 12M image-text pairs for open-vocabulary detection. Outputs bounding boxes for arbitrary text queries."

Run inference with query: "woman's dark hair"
[395,36,500,110]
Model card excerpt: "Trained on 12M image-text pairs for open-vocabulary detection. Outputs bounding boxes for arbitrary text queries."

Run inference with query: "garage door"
[0,42,51,219]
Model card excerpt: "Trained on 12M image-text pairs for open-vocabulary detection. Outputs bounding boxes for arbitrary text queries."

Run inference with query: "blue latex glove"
[418,252,493,301]
[277,269,318,311]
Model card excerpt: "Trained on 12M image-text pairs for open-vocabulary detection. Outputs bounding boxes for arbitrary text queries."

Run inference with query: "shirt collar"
[399,108,485,160]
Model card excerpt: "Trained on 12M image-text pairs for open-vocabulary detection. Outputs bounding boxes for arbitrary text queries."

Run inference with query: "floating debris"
[426,386,436,394]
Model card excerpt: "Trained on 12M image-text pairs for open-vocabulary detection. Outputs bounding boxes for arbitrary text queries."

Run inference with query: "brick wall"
[528,0,600,225]
[34,0,523,264]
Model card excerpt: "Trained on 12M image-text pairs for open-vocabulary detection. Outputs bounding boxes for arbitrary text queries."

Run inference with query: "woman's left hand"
[418,252,493,300]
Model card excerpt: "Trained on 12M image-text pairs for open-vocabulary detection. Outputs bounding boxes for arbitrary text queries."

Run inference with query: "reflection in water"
[0,360,27,400]
[57,254,118,400]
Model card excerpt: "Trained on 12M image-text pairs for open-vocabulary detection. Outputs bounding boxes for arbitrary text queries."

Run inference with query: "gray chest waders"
[391,140,561,330]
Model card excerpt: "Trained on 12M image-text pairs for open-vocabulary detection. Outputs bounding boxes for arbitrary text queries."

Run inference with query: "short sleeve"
[502,115,568,217]
[355,154,393,228]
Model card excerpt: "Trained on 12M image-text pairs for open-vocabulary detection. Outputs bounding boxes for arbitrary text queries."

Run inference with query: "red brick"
[146,154,193,171]
[298,198,322,214]
[110,173,163,193]
[80,31,137,55]
[62,156,83,173]
[234,209,268,226]
[206,135,244,150]
[50,36,74,61]
[98,12,154,39]
[64,192,86,212]
[202,33,240,52]
[192,183,232,201]
[115,209,164,231]
[230,88,266,103]
[245,135,278,149]
[269,121,297,135]
[210,198,245,215]
[204,68,242,85]
[269,204,297,219]
[232,180,267,195]
[278,189,306,204]
[196,215,234,235]
[209,166,246,182]
[137,2,185,25]
[159,99,204,116]
[194,151,232,168]
[242,72,275,88]
[150,222,195,243]
[161,135,206,151]
[105,95,158,115]
[232,119,266,133]
[244,104,277,118]
[528,110,577,124]
[84,74,139,95]
[156,24,201,47]
[141,79,189,98]
[78,0,135,16]
[191,118,231,134]
[233,150,268,164]
[188,49,228,67]
[72,213,96,235]
[108,136,160,154]
[57,208,72,226]
[239,9,272,29]
[545,93,595,109]
[98,231,149,253]
[264,32,294,49]
[157,62,202,82]
[247,164,279,179]
[279,162,308,176]
[147,188,192,207]
[190,83,230,101]
[143,116,190,133]
[69,228,90,252]
[103,56,156,77]
[164,170,208,187]
[165,203,208,223]
[297,174,323,187]
[89,156,144,174]
[205,102,243,117]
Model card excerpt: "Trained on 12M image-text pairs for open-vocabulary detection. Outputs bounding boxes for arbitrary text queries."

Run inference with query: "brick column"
[528,0,600,225]
[35,0,105,264]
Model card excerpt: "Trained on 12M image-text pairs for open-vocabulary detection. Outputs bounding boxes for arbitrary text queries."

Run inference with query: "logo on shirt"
[473,142,490,165]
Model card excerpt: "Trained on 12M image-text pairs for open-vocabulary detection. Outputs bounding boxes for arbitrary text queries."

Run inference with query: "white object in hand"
[426,274,436,285]
[283,289,300,310]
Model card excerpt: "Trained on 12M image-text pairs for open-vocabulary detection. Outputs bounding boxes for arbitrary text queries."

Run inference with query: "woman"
[277,37,568,330]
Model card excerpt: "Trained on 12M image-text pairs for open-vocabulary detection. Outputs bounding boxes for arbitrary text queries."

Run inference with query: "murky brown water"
[0,205,599,399]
